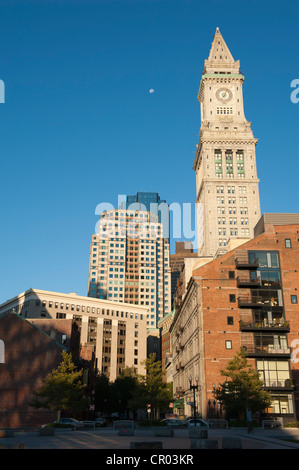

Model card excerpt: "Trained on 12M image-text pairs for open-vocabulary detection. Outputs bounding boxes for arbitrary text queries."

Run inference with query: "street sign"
[173,399,184,409]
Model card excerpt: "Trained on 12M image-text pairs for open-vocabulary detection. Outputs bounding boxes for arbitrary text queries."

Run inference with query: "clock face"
[216,88,232,103]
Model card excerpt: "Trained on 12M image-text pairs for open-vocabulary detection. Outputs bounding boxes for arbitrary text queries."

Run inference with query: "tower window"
[217,107,233,115]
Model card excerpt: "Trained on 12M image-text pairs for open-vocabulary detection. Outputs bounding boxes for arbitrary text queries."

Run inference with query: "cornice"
[198,74,245,101]
[197,138,258,145]
[193,137,258,171]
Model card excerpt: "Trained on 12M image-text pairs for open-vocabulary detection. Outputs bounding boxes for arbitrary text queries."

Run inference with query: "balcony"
[239,320,290,332]
[236,276,261,287]
[238,296,283,311]
[235,256,259,269]
[243,346,291,358]
[263,379,295,391]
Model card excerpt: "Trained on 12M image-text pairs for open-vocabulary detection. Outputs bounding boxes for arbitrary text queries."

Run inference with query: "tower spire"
[204,28,240,74]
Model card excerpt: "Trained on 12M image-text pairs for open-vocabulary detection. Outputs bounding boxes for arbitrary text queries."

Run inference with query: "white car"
[188,419,208,427]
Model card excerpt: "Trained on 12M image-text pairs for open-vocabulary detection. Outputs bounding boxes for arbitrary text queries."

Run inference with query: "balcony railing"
[262,379,295,390]
[239,320,290,332]
[242,346,291,357]
[235,256,259,269]
[236,276,261,287]
[238,296,282,309]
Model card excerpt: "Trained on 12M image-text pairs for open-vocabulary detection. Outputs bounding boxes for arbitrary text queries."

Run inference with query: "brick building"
[171,214,299,424]
[0,311,67,427]
[170,242,197,305]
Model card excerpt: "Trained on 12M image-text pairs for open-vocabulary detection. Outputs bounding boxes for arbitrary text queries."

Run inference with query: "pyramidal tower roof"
[204,27,240,74]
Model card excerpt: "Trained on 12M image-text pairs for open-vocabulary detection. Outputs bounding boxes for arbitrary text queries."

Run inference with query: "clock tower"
[193,28,261,257]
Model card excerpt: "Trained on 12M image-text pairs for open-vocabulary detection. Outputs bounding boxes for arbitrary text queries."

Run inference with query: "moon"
[149,89,155,94]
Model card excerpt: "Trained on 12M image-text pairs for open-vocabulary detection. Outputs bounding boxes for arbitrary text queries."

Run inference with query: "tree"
[129,353,173,419]
[111,367,140,418]
[30,351,89,420]
[212,348,272,419]
[94,372,111,416]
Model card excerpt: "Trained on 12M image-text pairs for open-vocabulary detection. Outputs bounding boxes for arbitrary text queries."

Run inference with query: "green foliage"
[129,354,173,418]
[213,348,272,418]
[91,357,173,419]
[30,351,89,418]
[285,422,299,428]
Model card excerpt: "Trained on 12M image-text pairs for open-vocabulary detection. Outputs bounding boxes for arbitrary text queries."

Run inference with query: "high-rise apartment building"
[121,192,169,237]
[193,28,261,257]
[87,208,171,328]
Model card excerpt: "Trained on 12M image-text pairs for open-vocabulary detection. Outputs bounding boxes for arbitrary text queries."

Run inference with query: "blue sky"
[0,0,298,304]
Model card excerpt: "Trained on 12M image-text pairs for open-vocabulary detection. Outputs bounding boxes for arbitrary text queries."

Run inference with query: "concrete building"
[0,289,148,382]
[194,27,261,258]
[170,215,299,424]
[158,310,175,383]
[88,208,171,328]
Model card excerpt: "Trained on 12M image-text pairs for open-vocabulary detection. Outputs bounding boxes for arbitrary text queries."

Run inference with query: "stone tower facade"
[193,28,261,257]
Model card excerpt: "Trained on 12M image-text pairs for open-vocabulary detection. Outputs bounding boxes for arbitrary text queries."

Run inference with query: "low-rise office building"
[0,289,149,381]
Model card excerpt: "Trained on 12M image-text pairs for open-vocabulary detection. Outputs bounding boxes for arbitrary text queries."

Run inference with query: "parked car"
[188,419,208,427]
[160,418,187,426]
[95,418,107,427]
[54,418,84,429]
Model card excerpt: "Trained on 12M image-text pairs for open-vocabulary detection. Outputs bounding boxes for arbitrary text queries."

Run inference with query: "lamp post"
[189,376,199,426]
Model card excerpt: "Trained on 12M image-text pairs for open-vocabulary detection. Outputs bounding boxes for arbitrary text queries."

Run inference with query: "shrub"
[285,422,299,428]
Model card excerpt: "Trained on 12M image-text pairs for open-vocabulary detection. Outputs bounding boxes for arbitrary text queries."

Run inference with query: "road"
[1,426,299,450]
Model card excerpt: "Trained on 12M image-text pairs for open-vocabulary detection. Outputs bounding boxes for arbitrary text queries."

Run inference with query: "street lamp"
[189,376,199,426]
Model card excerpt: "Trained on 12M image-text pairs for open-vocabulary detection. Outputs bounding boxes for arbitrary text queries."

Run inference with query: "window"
[229,294,236,302]
[228,271,235,279]
[217,107,233,115]
[227,316,234,325]
[225,340,232,349]
[291,295,298,304]
[257,360,291,388]
[285,239,292,248]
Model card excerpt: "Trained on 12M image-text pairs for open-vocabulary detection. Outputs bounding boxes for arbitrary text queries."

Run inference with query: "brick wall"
[0,312,66,427]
